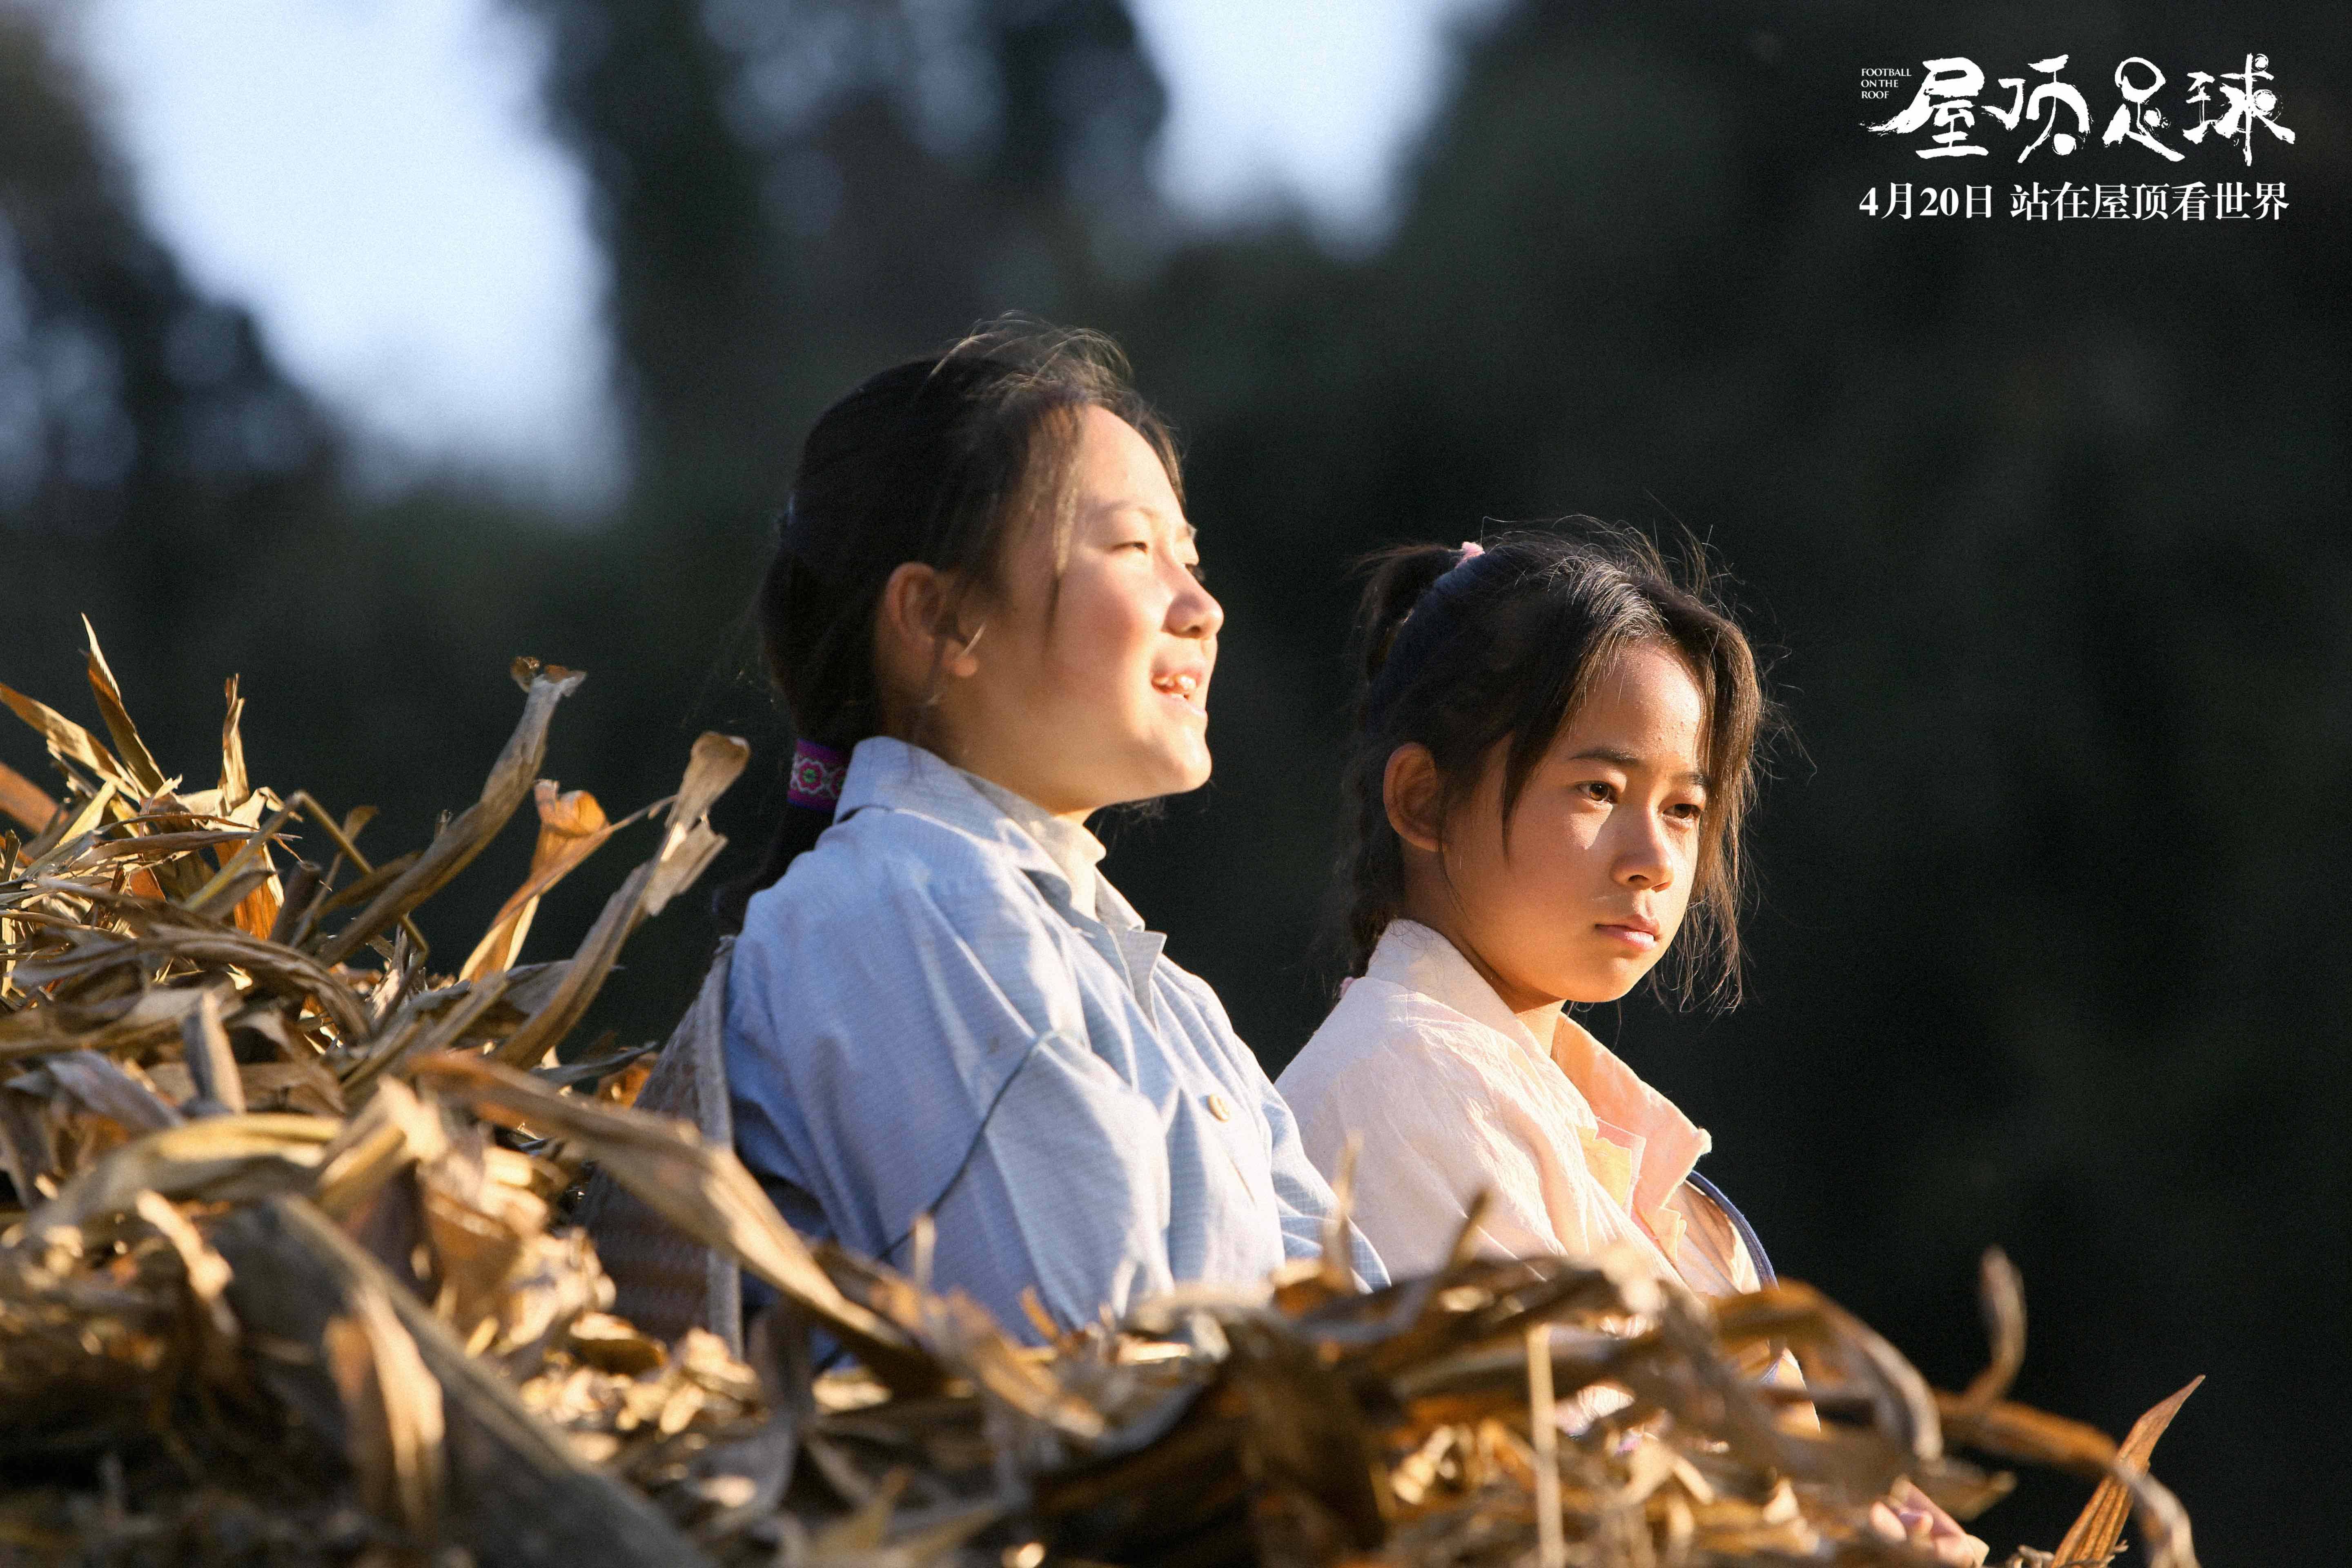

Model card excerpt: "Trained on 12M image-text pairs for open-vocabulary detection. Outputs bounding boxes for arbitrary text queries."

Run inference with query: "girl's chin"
[1146,755,1213,798]
[1085,750,1211,810]
[1558,967,1651,1006]
[1141,729,1212,787]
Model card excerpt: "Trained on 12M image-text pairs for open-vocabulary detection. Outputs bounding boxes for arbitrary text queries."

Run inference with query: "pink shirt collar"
[1364,919,1712,1242]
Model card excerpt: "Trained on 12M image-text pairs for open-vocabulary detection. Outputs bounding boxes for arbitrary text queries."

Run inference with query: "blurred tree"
[0,5,337,690]
[512,0,1170,518]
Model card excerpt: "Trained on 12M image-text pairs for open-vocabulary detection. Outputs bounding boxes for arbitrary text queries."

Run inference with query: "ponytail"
[1356,544,1466,687]
[1326,541,1496,971]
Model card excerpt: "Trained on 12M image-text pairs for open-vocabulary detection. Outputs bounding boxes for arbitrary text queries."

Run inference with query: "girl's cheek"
[1057,591,1132,675]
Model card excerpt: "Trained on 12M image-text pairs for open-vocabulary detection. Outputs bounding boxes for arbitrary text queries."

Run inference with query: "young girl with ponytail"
[713,324,1382,1339]
[1279,528,1769,1290]
[1277,528,1982,1564]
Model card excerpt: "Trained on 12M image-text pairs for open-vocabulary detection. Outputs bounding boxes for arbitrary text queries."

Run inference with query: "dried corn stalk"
[0,637,2201,1568]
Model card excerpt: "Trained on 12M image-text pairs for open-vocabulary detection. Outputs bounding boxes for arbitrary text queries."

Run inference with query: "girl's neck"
[1402,897,1561,1016]
[1512,996,1566,1047]
[911,732,1100,823]
[963,764,1097,824]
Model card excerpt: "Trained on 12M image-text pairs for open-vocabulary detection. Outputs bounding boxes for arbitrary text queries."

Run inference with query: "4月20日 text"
[1860,180,2287,220]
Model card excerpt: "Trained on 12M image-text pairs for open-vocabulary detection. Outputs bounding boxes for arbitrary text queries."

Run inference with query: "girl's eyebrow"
[1567,746,1712,788]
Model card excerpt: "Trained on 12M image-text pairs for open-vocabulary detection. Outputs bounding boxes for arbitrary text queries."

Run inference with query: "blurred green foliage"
[3,1,2345,1553]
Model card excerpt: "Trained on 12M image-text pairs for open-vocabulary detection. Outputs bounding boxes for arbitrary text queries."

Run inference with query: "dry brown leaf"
[460,780,619,981]
[566,1311,668,1376]
[219,675,251,812]
[180,989,245,1114]
[0,757,57,834]
[341,969,513,1101]
[181,804,291,941]
[78,618,169,800]
[281,791,426,956]
[18,778,120,873]
[408,1051,936,1390]
[0,642,2205,1568]
[325,1269,448,1542]
[1936,1393,2116,1478]
[144,1057,346,1117]
[0,985,213,1065]
[39,1049,186,1133]
[314,662,587,968]
[25,1113,340,1243]
[131,1188,241,1379]
[2052,1377,2203,1568]
[0,679,136,797]
[41,882,370,1041]
[312,1076,449,1220]
[215,1196,719,1566]
[487,732,747,1070]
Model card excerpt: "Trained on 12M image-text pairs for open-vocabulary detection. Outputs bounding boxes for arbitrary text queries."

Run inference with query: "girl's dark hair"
[1328,524,1772,1009]
[715,321,1180,933]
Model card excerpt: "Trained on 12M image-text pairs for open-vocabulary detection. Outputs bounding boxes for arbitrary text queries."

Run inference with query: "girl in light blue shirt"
[717,323,1383,1336]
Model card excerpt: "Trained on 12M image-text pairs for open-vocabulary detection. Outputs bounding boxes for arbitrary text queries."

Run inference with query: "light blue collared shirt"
[726,737,1385,1336]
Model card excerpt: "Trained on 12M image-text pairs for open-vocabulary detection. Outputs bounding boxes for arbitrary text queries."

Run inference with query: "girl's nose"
[1615,814,1676,889]
[1169,568,1224,640]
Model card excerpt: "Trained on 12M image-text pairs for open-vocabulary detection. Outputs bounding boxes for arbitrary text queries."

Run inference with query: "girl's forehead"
[1589,641,1706,708]
[1070,406,1180,493]
[1551,646,1709,758]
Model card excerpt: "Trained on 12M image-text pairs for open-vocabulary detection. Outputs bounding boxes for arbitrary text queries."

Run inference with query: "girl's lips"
[1151,668,1207,713]
[1596,923,1659,950]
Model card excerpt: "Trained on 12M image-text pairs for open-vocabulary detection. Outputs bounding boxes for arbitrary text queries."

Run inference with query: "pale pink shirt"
[1276,919,1764,1298]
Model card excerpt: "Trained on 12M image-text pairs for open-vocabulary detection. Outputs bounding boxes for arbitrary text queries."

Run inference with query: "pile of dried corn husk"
[0,632,2198,1568]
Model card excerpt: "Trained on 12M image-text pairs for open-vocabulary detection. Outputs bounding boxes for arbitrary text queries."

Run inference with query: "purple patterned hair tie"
[786,738,848,811]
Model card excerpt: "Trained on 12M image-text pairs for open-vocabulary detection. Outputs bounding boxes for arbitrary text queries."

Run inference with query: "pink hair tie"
[786,738,848,811]
[1458,539,1484,558]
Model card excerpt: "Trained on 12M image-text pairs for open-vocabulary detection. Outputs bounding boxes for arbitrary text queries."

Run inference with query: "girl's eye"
[1666,800,1707,823]
[1578,780,1615,804]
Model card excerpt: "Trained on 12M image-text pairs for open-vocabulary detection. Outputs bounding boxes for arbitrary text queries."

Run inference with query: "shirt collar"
[1365,918,1552,1060]
[835,737,1135,930]
[1363,917,1711,1230]
[955,769,1108,923]
[1548,1010,1711,1229]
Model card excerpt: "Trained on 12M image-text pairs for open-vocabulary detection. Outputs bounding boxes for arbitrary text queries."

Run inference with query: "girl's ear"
[878,562,984,684]
[1383,743,1445,855]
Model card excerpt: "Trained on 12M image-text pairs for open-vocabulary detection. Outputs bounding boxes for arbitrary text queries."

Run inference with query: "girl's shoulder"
[725,799,1095,1089]
[1276,976,1521,1111]
[1144,955,1218,1024]
[739,798,1056,953]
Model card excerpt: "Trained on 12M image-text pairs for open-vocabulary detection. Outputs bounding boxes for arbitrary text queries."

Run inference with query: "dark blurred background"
[4,1,2345,1555]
